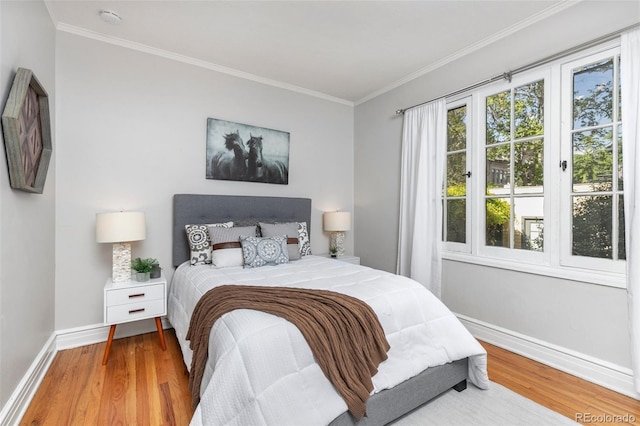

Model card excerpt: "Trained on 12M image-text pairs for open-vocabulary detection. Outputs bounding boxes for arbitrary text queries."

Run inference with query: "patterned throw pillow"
[240,235,289,268]
[259,222,301,260]
[209,225,257,268]
[298,222,312,256]
[185,222,233,265]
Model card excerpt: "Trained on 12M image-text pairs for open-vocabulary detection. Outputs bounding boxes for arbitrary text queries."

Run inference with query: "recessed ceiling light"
[99,10,122,25]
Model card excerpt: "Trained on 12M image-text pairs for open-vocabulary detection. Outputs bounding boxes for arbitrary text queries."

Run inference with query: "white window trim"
[443,251,626,289]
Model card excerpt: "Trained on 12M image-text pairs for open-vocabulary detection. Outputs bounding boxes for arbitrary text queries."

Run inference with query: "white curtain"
[397,99,447,298]
[622,27,640,393]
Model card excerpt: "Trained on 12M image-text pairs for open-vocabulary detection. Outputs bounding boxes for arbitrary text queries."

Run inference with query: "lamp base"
[112,242,132,282]
[329,231,346,257]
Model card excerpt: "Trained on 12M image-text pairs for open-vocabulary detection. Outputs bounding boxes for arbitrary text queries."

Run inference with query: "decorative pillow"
[185,221,233,265]
[240,235,289,268]
[208,225,257,268]
[298,222,312,256]
[259,222,301,260]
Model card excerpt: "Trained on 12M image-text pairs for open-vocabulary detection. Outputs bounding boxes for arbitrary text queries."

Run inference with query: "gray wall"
[55,32,354,330]
[0,1,56,409]
[354,1,639,369]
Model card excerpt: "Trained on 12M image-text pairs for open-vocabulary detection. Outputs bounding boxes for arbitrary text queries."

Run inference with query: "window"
[444,99,471,252]
[443,42,625,286]
[484,79,545,252]
[561,49,624,273]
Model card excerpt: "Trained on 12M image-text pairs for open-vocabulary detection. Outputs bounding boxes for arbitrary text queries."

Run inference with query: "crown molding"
[47,1,582,107]
[55,23,354,108]
[355,0,583,105]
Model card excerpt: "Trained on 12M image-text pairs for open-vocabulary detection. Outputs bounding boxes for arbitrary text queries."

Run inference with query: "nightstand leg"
[102,324,117,365]
[155,317,167,351]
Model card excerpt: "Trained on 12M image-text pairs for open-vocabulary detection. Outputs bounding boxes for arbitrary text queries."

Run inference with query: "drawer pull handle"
[129,308,145,314]
[129,293,145,298]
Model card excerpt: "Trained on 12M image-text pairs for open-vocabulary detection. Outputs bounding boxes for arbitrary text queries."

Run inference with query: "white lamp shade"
[323,211,351,232]
[96,211,146,243]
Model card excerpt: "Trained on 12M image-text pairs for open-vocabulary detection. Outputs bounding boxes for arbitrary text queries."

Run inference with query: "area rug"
[391,381,578,426]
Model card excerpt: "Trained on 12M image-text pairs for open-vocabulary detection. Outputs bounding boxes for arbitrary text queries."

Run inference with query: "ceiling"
[45,1,575,104]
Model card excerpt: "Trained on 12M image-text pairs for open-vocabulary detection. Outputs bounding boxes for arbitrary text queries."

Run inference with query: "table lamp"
[96,211,146,282]
[323,211,351,257]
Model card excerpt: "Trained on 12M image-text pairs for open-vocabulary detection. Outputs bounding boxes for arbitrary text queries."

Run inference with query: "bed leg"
[453,379,467,392]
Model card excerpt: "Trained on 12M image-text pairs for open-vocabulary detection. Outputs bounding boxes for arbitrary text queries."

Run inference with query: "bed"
[167,194,488,426]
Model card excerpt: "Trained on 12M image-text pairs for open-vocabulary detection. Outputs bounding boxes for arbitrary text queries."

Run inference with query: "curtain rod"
[395,22,640,115]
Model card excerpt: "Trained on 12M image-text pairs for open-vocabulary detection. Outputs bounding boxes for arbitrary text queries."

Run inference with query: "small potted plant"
[131,257,157,282]
[329,247,338,258]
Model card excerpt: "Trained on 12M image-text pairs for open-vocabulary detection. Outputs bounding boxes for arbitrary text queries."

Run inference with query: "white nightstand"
[319,254,361,265]
[102,274,167,365]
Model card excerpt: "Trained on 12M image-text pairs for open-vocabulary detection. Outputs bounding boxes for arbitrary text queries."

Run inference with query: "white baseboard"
[56,317,171,350]
[0,318,172,425]
[457,313,640,400]
[0,333,56,426]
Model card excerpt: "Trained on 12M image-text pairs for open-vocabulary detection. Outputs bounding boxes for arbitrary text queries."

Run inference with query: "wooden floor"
[21,331,640,425]
[481,341,640,425]
[22,330,194,426]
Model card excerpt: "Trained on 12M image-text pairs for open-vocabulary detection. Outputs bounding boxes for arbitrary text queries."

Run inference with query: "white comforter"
[168,255,488,426]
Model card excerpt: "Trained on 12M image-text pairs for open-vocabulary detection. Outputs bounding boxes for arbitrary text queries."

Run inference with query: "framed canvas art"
[206,117,289,185]
[1,68,52,194]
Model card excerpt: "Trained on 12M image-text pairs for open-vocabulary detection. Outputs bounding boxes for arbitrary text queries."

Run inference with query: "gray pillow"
[240,235,289,268]
[260,222,301,260]
[208,225,257,267]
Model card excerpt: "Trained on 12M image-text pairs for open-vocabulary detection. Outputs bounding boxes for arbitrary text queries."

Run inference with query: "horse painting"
[206,117,290,184]
[210,131,249,181]
[246,135,288,185]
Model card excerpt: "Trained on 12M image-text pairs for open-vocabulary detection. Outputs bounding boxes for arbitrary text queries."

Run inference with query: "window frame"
[475,69,551,264]
[444,97,473,254]
[559,45,624,274]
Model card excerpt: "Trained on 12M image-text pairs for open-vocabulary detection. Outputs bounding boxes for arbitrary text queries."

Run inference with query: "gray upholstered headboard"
[173,194,312,267]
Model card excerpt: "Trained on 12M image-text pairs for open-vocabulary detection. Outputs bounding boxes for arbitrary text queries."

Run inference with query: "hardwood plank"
[165,330,195,425]
[125,335,142,425]
[99,338,129,426]
[152,329,184,424]
[142,333,163,426]
[20,332,640,425]
[83,343,107,426]
[65,344,99,425]
[159,382,177,425]
[134,335,150,426]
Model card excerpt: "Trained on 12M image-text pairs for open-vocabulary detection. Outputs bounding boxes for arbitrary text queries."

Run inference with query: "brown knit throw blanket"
[186,285,390,419]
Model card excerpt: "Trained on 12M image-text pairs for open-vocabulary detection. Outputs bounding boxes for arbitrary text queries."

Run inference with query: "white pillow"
[208,225,257,268]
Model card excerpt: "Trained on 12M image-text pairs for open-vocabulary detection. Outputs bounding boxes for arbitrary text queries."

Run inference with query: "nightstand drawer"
[106,284,164,306]
[106,298,166,324]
